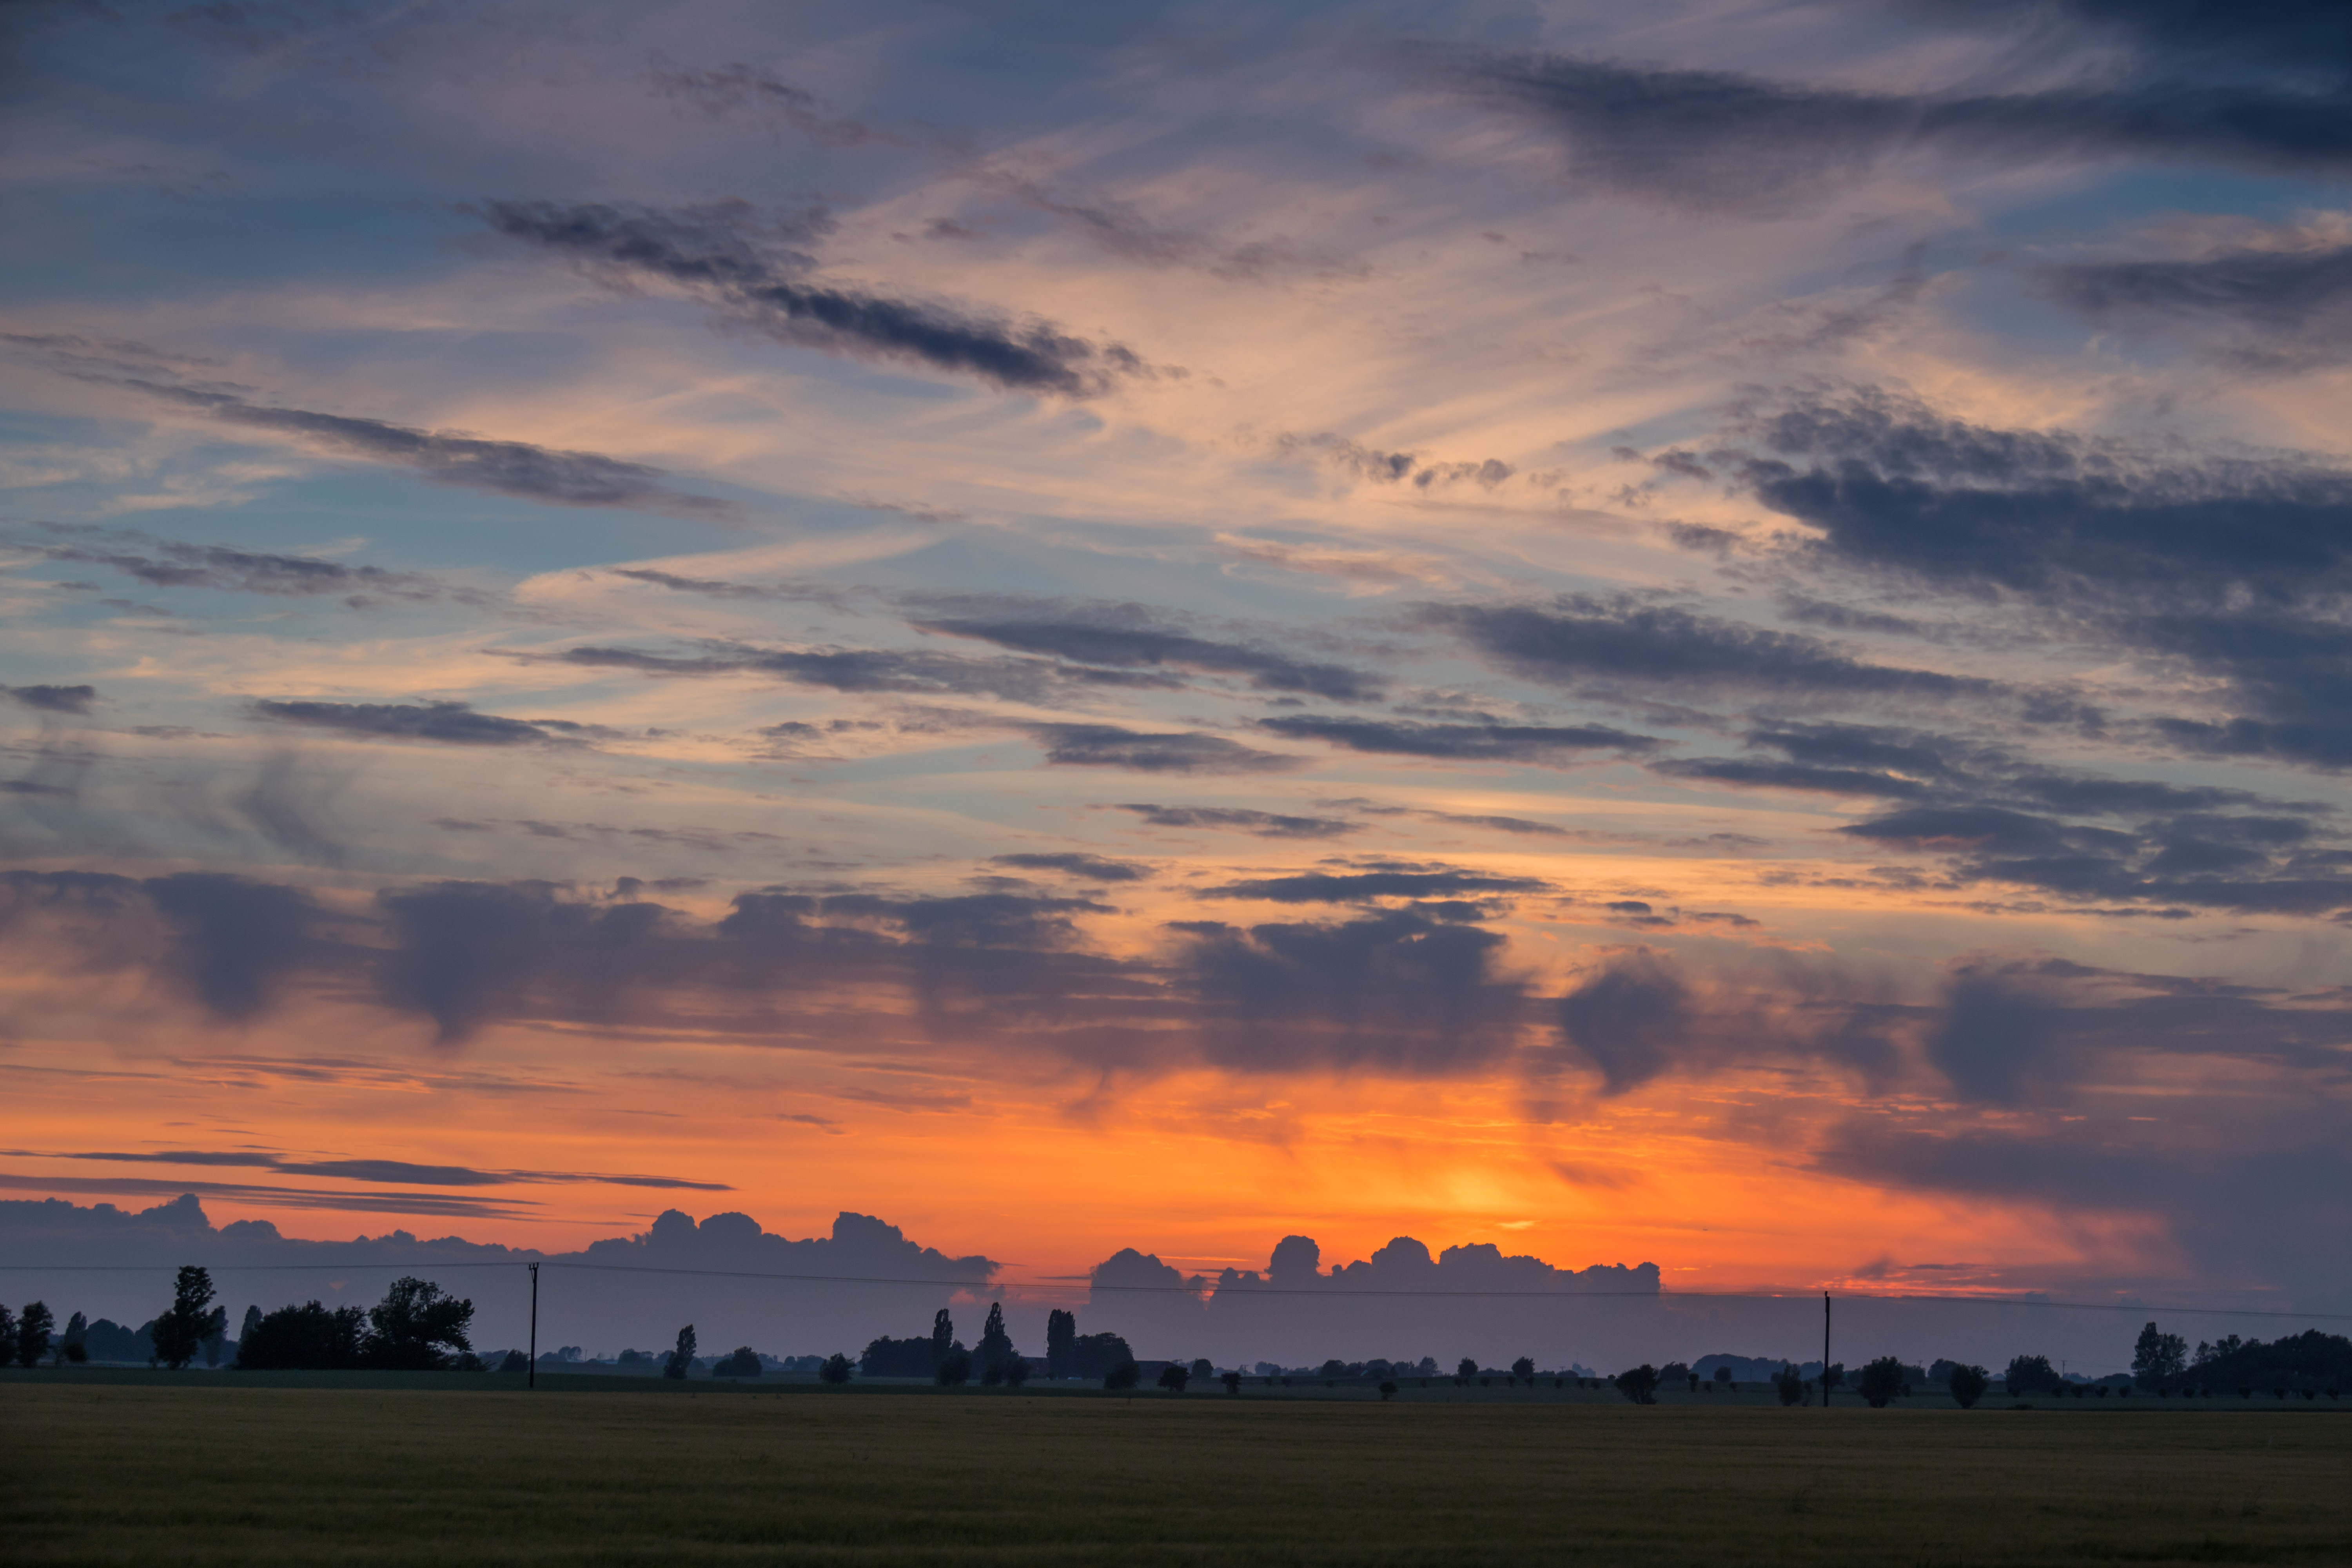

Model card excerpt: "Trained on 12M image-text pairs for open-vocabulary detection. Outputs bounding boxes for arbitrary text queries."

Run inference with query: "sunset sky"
[5,0,2351,1337]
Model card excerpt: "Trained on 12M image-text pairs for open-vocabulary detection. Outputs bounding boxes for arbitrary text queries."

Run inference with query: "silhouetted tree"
[664,1325,697,1379]
[1222,1370,1241,1395]
[1379,1379,1399,1401]
[237,1302,369,1369]
[820,1352,854,1384]
[2132,1321,2187,1391]
[935,1348,973,1386]
[1773,1365,1806,1406]
[931,1308,955,1372]
[151,1267,225,1370]
[2004,1354,2057,1396]
[498,1350,528,1373]
[61,1311,88,1365]
[1614,1365,1659,1405]
[977,1302,1016,1384]
[1820,1362,1844,1402]
[1190,1357,1214,1386]
[1858,1356,1904,1408]
[1947,1364,1988,1409]
[713,1347,761,1377]
[1003,1354,1031,1387]
[1158,1363,1190,1392]
[1511,1356,1535,1382]
[0,1305,12,1359]
[16,1301,54,1368]
[1456,1356,1478,1379]
[239,1305,262,1347]
[1045,1308,1076,1379]
[1104,1358,1140,1390]
[368,1278,475,1370]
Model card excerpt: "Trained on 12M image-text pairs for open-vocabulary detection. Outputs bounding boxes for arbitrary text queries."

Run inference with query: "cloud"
[5,523,441,602]
[1259,714,1659,762]
[255,700,589,748]
[1109,804,1359,838]
[910,601,1385,701]
[1426,595,1989,702]
[1199,866,1548,904]
[991,853,1154,882]
[477,199,1151,397]
[15,338,732,515]
[1437,46,2352,214]
[1276,432,1515,489]
[1027,724,1301,774]
[2040,240,2352,369]
[550,642,1174,705]
[3,684,96,715]
[0,869,318,1023]
[27,1149,730,1191]
[1555,950,1696,1095]
[1716,388,2352,765]
[650,63,893,148]
[0,1175,532,1219]
[1172,909,1531,1074]
[971,171,1367,283]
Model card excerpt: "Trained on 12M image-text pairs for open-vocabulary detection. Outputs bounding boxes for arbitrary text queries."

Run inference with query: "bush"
[1222,1370,1241,1395]
[1613,1365,1660,1405]
[1773,1365,1806,1406]
[820,1352,854,1384]
[1948,1364,1989,1409]
[1857,1356,1904,1408]
[1104,1358,1141,1390]
[1003,1357,1031,1387]
[935,1348,973,1386]
[1379,1379,1398,1400]
[713,1347,761,1377]
[1158,1363,1190,1393]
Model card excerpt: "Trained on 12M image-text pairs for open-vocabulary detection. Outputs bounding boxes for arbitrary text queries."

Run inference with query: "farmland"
[8,1372,2351,1564]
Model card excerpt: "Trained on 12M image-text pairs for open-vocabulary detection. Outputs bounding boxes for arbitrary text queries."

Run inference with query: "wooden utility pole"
[1822,1292,1831,1406]
[528,1262,539,1390]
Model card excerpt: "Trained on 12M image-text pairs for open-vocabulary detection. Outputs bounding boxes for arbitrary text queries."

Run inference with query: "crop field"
[8,1374,2351,1566]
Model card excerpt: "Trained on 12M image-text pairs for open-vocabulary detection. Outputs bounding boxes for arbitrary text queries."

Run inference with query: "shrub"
[1773,1365,1807,1406]
[1222,1370,1241,1395]
[935,1348,973,1386]
[1158,1363,1190,1393]
[1379,1379,1398,1401]
[1614,1365,1660,1405]
[820,1352,854,1384]
[1948,1365,1988,1409]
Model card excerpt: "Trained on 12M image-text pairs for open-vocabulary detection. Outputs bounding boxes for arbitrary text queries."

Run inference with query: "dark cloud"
[1172,910,1530,1074]
[1027,724,1300,774]
[911,602,1384,701]
[550,642,1174,705]
[1438,46,2352,214]
[478,199,1149,397]
[0,1175,531,1220]
[2040,241,2352,369]
[991,853,1154,882]
[24,343,731,514]
[609,568,784,600]
[2,684,96,715]
[0,869,316,1022]
[1276,432,1514,488]
[1426,595,1989,702]
[1110,804,1359,838]
[1717,388,2352,766]
[1260,713,1659,762]
[255,700,586,748]
[1555,951,1695,1095]
[32,1149,730,1191]
[651,64,893,148]
[6,523,440,601]
[1199,867,1548,904]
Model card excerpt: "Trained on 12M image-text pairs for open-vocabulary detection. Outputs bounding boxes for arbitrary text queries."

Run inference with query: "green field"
[8,1374,2350,1565]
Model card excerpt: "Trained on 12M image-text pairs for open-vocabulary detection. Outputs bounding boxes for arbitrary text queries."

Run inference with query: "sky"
[4,0,2352,1368]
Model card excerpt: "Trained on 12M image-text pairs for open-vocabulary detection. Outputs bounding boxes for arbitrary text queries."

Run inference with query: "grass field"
[8,1374,2351,1565]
